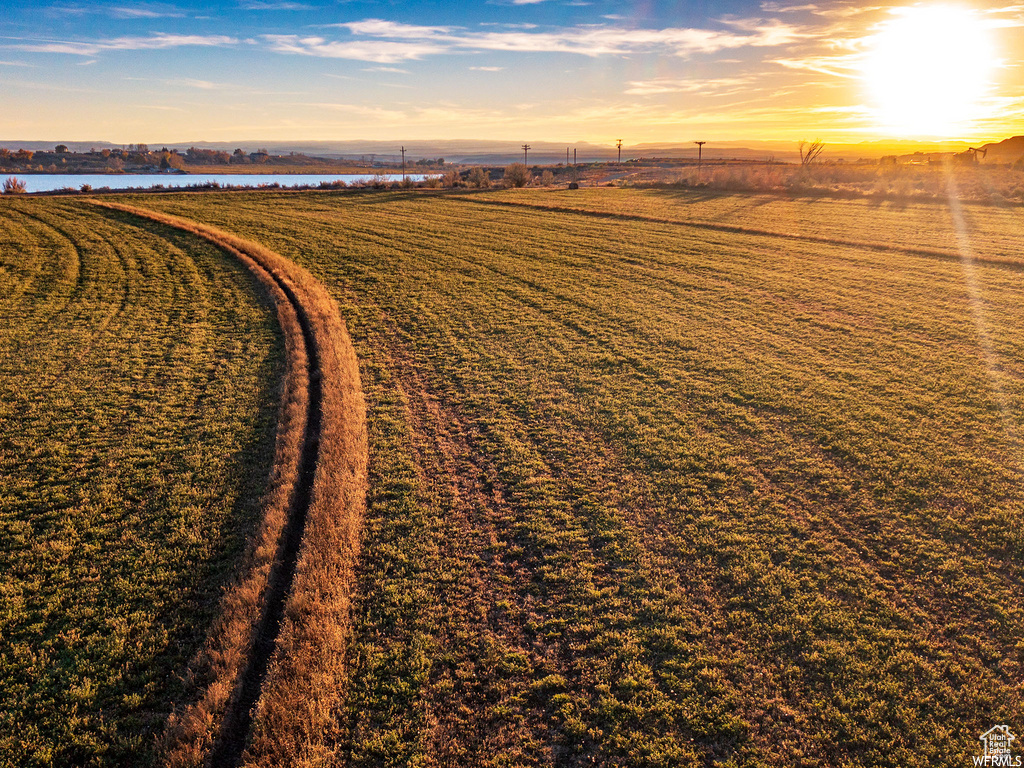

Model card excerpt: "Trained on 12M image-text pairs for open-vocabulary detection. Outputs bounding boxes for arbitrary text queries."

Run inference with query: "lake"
[9,172,434,194]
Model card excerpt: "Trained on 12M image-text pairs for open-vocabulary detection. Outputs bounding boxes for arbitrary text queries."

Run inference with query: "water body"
[11,173,433,194]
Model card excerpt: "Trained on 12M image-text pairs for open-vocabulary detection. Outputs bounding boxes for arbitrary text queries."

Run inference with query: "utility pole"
[522,144,531,165]
[400,146,406,180]
[694,141,706,176]
[616,139,623,163]
[573,148,576,165]
[566,147,569,165]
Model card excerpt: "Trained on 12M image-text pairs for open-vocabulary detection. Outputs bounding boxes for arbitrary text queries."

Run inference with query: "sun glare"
[861,6,996,137]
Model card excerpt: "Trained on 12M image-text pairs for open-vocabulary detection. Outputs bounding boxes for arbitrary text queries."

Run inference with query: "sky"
[1,0,1022,145]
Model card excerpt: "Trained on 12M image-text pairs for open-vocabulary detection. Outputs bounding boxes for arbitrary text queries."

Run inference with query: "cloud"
[172,77,228,89]
[263,34,445,63]
[0,59,32,66]
[470,65,504,71]
[625,76,752,95]
[109,5,183,18]
[241,1,315,8]
[7,33,239,56]
[48,3,185,18]
[759,2,819,12]
[331,20,455,37]
[772,53,862,79]
[362,66,410,73]
[267,17,806,63]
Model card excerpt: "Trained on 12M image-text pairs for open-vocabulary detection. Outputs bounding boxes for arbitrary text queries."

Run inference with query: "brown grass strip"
[91,201,368,768]
[459,196,1010,266]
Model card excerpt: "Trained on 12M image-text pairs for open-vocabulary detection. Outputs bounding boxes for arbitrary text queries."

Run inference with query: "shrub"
[80,184,92,193]
[3,176,26,194]
[503,163,530,188]
[468,167,491,189]
[541,170,556,186]
[442,169,461,188]
[422,176,443,188]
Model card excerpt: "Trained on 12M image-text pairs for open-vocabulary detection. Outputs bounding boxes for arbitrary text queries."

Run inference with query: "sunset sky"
[1,0,1022,145]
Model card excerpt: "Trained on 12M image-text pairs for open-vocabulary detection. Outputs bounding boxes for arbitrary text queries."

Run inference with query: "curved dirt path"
[93,201,368,768]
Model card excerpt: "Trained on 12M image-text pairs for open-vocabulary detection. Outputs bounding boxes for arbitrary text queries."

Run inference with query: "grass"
[0,198,284,767]
[624,161,1024,205]
[118,185,1024,767]
[90,203,368,768]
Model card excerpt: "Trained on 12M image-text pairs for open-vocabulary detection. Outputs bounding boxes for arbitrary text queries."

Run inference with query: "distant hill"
[980,135,1024,162]
[0,137,1008,165]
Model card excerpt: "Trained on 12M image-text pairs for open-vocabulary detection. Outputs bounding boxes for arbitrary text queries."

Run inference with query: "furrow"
[457,196,1024,270]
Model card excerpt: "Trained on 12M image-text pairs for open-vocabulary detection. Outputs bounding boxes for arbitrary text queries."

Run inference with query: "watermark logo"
[975,725,1022,766]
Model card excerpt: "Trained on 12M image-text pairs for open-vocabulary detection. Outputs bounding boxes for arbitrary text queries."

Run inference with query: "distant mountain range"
[2,137,1016,164]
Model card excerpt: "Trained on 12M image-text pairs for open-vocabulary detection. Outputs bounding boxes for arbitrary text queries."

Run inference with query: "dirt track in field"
[93,201,368,768]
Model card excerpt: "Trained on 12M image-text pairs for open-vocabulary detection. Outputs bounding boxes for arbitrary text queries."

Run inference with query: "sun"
[861,5,996,137]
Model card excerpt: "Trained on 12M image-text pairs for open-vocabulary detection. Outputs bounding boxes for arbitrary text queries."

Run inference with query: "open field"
[112,186,1024,766]
[4,186,1024,765]
[0,199,284,766]
[621,162,1024,205]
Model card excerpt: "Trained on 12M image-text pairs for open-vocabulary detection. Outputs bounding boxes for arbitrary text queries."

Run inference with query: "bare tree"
[468,166,490,188]
[799,139,825,166]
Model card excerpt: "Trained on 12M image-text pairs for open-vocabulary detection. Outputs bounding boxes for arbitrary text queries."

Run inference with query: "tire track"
[92,201,368,768]
[458,196,1024,271]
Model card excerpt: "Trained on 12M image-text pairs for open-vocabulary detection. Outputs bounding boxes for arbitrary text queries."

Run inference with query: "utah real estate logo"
[976,726,1022,766]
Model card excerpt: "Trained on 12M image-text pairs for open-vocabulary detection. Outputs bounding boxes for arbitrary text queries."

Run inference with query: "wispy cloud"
[241,1,315,9]
[772,52,862,79]
[470,65,504,71]
[266,17,806,63]
[48,3,185,19]
[759,2,819,13]
[362,66,409,73]
[478,22,538,29]
[263,35,445,63]
[329,20,454,38]
[110,5,183,18]
[0,59,32,66]
[171,77,229,89]
[6,33,239,56]
[625,76,752,96]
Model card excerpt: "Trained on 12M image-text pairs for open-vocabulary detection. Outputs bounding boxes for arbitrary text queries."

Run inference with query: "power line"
[522,143,531,164]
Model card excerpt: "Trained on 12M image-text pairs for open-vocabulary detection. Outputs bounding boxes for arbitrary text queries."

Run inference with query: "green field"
[4,188,1024,766]
[0,200,283,767]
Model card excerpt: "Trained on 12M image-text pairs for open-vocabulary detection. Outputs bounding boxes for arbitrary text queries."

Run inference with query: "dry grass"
[124,188,1024,765]
[91,202,368,767]
[633,161,1024,205]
